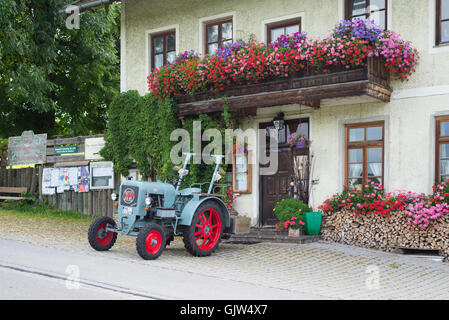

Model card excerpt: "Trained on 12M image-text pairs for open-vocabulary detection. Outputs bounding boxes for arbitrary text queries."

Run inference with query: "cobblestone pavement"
[1,211,449,300]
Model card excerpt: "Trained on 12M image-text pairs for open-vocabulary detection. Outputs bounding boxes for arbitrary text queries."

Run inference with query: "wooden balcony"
[177,56,392,117]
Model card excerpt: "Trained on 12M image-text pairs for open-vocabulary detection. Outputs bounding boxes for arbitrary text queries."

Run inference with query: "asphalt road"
[0,239,322,300]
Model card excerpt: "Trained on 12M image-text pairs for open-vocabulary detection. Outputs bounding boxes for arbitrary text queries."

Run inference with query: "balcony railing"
[177,56,392,116]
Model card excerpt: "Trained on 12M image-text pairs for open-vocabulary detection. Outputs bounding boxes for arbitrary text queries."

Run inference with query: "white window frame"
[145,24,180,82]
[198,12,236,55]
[429,0,449,53]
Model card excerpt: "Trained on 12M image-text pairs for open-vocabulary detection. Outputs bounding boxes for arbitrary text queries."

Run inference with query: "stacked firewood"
[321,210,449,260]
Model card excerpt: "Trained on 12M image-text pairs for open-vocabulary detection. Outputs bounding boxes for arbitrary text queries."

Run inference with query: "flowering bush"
[319,179,449,229]
[283,216,305,230]
[148,19,419,98]
[224,187,237,209]
[287,132,311,148]
[333,18,382,42]
[273,198,311,229]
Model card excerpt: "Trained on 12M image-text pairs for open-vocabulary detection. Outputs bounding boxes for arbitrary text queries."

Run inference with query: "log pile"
[321,210,449,260]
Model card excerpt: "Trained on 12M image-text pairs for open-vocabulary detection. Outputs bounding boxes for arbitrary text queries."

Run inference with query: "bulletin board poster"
[78,166,90,193]
[42,168,55,195]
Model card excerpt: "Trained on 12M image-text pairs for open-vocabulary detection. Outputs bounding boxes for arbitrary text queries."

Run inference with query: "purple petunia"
[334,18,383,42]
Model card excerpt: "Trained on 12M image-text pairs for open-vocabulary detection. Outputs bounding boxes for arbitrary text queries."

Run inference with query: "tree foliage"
[0,0,120,138]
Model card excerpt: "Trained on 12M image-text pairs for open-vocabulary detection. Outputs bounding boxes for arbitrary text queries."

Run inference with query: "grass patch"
[0,201,94,222]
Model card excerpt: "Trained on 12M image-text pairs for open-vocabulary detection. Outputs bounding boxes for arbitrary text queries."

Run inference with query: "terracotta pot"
[288,228,300,238]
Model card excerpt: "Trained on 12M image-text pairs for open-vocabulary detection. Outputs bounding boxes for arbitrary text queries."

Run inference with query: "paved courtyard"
[0,212,448,299]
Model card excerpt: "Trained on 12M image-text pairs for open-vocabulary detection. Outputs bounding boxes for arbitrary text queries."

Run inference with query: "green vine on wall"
[101,91,240,189]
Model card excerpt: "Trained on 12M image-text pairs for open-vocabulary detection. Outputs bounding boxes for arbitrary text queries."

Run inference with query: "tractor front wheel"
[88,216,117,251]
[136,223,166,260]
[182,201,224,257]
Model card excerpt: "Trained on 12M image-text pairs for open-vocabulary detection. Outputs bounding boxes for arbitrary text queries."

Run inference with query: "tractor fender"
[179,196,230,228]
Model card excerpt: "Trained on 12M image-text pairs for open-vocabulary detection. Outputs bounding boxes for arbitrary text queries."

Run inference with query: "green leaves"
[0,0,120,137]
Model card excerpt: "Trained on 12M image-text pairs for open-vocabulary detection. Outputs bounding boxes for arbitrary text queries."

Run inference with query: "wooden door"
[260,147,293,226]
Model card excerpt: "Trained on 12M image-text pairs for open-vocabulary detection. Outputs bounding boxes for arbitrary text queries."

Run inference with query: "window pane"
[222,22,233,40]
[442,21,449,43]
[368,163,382,177]
[352,0,367,16]
[349,128,364,141]
[443,0,449,20]
[441,121,449,136]
[368,147,382,162]
[207,25,219,43]
[349,149,363,163]
[207,43,218,54]
[349,163,363,177]
[166,33,175,51]
[167,51,176,64]
[366,126,383,140]
[296,123,309,139]
[441,160,449,175]
[271,27,284,42]
[442,144,449,159]
[349,178,363,186]
[370,10,385,29]
[285,25,300,36]
[153,36,163,53]
[370,0,386,11]
[154,54,163,69]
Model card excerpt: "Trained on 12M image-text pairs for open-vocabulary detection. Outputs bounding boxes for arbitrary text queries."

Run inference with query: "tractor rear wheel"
[136,223,166,260]
[88,216,117,251]
[182,201,224,257]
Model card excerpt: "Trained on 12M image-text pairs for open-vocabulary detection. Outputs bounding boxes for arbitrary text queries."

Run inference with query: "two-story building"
[72,0,449,227]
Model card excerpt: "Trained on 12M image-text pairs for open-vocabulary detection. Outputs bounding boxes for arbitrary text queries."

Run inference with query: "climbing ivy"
[101,91,239,189]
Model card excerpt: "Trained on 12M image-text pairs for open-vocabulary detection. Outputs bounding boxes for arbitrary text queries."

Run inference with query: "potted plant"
[283,217,305,238]
[273,198,311,237]
[287,132,311,149]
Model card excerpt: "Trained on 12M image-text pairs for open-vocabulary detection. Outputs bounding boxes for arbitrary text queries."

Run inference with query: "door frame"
[257,117,310,226]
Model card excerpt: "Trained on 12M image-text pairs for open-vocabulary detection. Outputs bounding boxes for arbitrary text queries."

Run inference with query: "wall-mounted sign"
[8,131,47,166]
[54,146,78,155]
[90,161,114,190]
[85,137,105,160]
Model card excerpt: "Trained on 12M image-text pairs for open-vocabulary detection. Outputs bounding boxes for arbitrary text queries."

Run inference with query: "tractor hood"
[119,180,175,208]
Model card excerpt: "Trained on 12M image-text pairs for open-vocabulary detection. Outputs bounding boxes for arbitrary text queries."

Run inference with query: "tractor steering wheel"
[165,174,179,187]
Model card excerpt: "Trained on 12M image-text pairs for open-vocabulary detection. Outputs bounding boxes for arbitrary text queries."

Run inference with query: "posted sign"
[8,131,47,166]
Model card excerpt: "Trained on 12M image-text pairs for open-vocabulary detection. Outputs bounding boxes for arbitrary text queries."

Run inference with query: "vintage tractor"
[87,153,233,260]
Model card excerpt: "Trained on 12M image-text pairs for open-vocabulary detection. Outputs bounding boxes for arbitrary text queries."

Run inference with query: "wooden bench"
[0,187,28,201]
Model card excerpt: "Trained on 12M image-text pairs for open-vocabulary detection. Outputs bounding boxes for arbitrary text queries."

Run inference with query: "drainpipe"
[59,0,116,14]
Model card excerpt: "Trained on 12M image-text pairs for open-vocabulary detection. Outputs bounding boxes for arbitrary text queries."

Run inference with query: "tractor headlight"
[111,193,118,201]
[145,197,152,206]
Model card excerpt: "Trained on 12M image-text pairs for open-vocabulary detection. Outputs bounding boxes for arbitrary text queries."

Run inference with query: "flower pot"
[233,216,251,234]
[303,211,322,235]
[288,228,300,238]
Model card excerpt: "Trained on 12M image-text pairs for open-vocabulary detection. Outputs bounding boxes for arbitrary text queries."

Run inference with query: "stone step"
[227,233,320,244]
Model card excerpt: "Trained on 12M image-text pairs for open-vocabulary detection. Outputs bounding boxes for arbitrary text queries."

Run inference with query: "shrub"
[273,198,311,228]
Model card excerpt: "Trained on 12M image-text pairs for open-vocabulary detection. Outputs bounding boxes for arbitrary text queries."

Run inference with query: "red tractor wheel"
[88,216,117,251]
[136,223,166,260]
[183,201,224,257]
